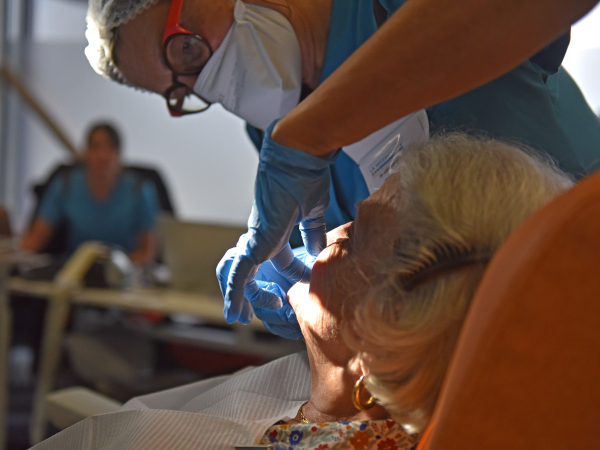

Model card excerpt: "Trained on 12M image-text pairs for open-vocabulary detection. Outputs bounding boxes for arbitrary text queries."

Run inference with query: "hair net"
[85,0,161,83]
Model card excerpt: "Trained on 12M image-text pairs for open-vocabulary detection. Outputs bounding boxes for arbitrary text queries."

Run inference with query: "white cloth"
[31,352,311,450]
[342,110,429,194]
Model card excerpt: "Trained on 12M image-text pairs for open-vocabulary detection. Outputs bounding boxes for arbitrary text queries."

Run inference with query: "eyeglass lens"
[167,85,210,114]
[165,34,212,75]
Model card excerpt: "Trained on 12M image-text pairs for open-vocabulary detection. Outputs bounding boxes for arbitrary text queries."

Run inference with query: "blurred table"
[73,286,258,325]
[9,278,255,324]
[8,277,303,445]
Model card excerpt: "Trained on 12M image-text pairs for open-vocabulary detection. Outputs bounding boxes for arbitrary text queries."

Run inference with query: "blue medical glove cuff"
[260,121,340,177]
[259,121,339,223]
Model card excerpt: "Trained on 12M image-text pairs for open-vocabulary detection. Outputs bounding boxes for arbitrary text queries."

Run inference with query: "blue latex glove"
[220,120,339,324]
[217,243,315,340]
[254,246,316,292]
[253,246,316,340]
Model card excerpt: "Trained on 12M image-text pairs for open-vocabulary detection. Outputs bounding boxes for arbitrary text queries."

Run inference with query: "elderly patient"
[32,135,572,450]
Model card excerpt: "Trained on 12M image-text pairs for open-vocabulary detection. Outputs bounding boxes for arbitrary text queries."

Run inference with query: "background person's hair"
[86,122,122,153]
[344,134,574,432]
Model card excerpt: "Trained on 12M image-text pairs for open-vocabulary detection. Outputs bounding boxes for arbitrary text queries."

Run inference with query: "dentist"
[86,0,600,337]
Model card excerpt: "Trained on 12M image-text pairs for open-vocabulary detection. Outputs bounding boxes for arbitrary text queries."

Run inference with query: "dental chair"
[418,167,600,449]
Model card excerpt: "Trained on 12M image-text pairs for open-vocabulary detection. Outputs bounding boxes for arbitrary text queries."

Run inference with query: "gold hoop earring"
[352,375,376,410]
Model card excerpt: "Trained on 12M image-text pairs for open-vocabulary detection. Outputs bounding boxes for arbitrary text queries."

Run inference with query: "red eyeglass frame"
[163,0,190,46]
[162,0,212,116]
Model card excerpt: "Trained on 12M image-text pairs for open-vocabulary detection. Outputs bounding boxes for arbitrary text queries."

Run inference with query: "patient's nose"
[326,222,353,247]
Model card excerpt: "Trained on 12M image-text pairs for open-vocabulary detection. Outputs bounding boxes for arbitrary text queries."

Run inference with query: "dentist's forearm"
[272,0,598,156]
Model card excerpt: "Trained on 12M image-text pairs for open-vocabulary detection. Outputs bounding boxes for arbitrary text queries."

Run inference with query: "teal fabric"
[38,167,159,253]
[321,0,600,230]
[426,63,600,178]
[321,0,376,228]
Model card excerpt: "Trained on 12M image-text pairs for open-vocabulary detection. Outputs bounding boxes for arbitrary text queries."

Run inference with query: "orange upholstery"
[418,169,600,449]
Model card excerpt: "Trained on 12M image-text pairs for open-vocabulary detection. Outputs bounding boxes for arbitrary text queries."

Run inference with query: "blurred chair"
[418,169,600,449]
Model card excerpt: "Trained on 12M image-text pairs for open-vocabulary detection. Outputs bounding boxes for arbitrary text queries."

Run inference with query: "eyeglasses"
[162,0,213,116]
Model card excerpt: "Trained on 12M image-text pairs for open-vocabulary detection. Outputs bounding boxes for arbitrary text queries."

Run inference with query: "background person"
[31,135,573,449]
[21,122,159,265]
[84,0,600,331]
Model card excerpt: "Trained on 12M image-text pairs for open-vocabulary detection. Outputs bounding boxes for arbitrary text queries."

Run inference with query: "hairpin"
[396,245,493,292]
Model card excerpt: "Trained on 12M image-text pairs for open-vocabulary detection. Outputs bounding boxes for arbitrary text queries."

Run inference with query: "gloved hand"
[254,246,316,339]
[254,245,316,340]
[219,119,339,325]
[254,246,316,292]
[217,243,316,340]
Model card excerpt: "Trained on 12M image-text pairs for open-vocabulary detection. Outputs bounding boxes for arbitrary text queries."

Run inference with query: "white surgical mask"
[193,0,303,130]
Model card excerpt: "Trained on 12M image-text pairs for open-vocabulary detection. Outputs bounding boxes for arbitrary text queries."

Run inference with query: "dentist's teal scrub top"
[250,0,600,231]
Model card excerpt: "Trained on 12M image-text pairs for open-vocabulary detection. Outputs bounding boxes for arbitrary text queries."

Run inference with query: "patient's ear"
[347,354,367,378]
[358,357,369,378]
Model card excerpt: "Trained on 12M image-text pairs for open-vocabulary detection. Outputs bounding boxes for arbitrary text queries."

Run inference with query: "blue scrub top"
[251,0,600,232]
[38,167,159,253]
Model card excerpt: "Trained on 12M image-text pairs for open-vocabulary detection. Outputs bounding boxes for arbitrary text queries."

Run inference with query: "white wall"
[563,3,600,114]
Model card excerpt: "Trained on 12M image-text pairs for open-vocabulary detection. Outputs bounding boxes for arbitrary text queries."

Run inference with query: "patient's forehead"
[354,175,402,258]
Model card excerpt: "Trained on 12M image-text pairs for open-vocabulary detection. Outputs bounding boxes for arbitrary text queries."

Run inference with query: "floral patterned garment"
[258,420,420,450]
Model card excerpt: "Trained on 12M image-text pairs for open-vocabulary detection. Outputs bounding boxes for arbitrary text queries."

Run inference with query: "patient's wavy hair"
[344,134,573,432]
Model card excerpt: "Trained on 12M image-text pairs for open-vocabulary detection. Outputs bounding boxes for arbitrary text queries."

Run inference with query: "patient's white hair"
[345,134,573,432]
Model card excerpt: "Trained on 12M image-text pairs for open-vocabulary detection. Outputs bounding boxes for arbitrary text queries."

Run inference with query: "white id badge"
[342,110,429,194]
